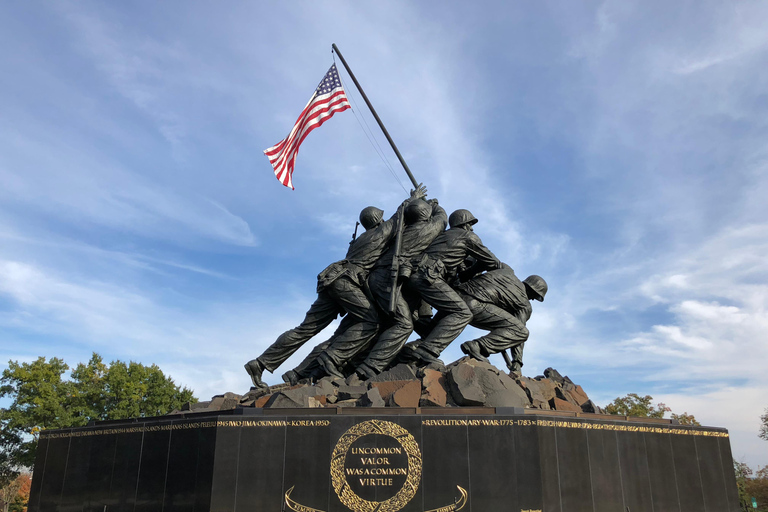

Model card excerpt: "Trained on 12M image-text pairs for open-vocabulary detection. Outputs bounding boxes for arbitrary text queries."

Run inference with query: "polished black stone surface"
[586,429,624,512]
[514,420,544,511]
[29,410,740,512]
[27,436,48,512]
[110,431,144,512]
[617,425,653,512]
[467,418,514,510]
[672,434,706,512]
[644,431,680,512]
[209,422,239,512]
[556,426,593,512]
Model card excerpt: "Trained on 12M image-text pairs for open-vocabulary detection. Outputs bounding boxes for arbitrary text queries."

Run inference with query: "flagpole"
[332,43,420,190]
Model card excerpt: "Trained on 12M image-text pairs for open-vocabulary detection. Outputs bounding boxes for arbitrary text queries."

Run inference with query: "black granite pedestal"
[29,408,740,512]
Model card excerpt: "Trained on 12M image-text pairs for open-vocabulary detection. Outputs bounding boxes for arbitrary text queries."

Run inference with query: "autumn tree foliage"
[670,411,701,426]
[0,472,30,512]
[0,353,196,476]
[604,393,700,425]
[604,393,670,418]
[737,463,768,512]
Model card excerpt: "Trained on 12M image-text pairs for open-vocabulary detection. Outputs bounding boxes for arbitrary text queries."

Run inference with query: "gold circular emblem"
[331,419,422,512]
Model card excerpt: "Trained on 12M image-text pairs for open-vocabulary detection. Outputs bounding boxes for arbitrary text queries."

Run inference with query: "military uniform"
[254,207,404,375]
[457,265,532,370]
[354,200,447,373]
[408,226,501,359]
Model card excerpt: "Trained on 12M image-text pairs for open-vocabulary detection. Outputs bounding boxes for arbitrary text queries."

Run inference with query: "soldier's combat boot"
[460,341,489,363]
[412,347,443,366]
[282,370,299,386]
[244,359,268,391]
[355,363,377,381]
[318,353,344,379]
[395,343,420,365]
[507,361,522,379]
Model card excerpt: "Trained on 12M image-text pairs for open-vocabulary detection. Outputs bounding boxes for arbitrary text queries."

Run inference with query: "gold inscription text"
[359,478,394,486]
[351,447,402,455]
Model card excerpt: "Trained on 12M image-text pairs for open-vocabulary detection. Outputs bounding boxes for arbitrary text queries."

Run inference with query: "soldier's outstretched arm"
[428,200,448,229]
[467,232,502,271]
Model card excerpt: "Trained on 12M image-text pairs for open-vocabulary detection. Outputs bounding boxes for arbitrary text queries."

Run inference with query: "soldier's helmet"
[449,209,479,229]
[359,206,384,230]
[523,275,548,302]
[404,199,432,224]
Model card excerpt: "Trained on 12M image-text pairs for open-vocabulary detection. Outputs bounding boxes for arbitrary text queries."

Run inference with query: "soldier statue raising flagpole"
[248,45,547,388]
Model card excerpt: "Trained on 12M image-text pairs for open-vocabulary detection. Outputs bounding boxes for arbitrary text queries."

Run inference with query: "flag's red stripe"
[269,103,349,182]
[270,96,349,166]
[263,70,350,189]
[287,102,350,162]
[274,101,350,188]
[265,90,346,158]
[265,91,348,160]
[264,98,316,155]
[269,99,350,170]
[267,95,349,172]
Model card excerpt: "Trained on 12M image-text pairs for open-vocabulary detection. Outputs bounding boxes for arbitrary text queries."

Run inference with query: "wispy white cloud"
[0,227,234,280]
[0,257,333,399]
[55,2,228,152]
[0,131,257,247]
[624,223,768,375]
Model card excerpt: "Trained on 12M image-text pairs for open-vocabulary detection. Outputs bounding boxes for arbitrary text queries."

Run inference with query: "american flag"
[264,64,351,189]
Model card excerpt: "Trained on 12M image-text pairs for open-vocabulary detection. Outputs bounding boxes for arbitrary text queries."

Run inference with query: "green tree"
[0,357,78,470]
[604,393,702,425]
[735,461,753,511]
[745,466,768,512]
[1,354,196,476]
[671,412,701,426]
[760,407,767,442]
[604,393,671,418]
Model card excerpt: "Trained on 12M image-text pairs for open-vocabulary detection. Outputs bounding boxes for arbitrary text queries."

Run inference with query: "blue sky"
[1,1,767,469]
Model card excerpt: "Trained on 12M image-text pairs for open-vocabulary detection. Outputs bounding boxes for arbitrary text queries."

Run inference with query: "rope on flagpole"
[333,53,408,194]
[331,44,421,191]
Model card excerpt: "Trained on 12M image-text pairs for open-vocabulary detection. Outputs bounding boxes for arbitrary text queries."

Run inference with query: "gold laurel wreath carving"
[284,486,326,512]
[424,485,468,512]
[285,484,468,512]
[330,419,422,512]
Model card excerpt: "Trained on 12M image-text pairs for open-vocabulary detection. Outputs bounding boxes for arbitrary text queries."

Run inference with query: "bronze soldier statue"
[244,186,426,389]
[343,198,447,379]
[280,313,358,385]
[404,209,501,365]
[457,264,547,375]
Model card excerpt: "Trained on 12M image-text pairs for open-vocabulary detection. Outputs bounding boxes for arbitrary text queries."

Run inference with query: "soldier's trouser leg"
[292,315,356,378]
[411,297,436,339]
[410,274,473,357]
[322,277,381,367]
[360,269,414,373]
[258,290,342,373]
[509,343,524,371]
[326,276,380,327]
[466,299,529,358]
